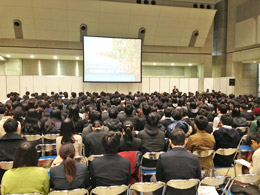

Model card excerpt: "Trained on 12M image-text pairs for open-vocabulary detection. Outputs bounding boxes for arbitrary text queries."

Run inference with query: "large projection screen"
[83,36,142,83]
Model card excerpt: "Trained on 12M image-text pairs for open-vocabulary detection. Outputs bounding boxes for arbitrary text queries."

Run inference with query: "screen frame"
[82,35,142,83]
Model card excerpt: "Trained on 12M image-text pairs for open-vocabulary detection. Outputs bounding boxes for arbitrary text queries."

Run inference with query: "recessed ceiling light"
[30,55,35,59]
[153,62,157,65]
[0,56,5,61]
[6,54,11,58]
[75,57,80,60]
[253,61,256,63]
[189,63,192,66]
[171,63,175,66]
[53,56,58,59]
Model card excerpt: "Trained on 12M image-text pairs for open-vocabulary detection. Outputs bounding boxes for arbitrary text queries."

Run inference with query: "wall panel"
[204,78,214,92]
[189,78,198,93]
[47,76,60,95]
[20,76,33,96]
[141,78,150,93]
[219,77,227,94]
[179,78,189,94]
[0,76,6,102]
[106,83,118,93]
[118,83,129,94]
[33,76,47,94]
[159,78,170,93]
[149,78,160,93]
[60,77,72,95]
[6,76,20,94]
[213,78,220,92]
[170,78,180,91]
[71,77,83,93]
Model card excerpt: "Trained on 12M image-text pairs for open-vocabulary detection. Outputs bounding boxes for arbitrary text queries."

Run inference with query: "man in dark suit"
[156,129,201,195]
[119,104,141,130]
[90,131,131,189]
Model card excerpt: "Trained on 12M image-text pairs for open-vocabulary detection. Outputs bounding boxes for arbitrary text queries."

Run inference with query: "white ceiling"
[0,0,216,47]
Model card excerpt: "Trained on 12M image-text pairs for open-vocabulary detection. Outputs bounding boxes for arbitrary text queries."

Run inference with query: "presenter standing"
[172,85,179,94]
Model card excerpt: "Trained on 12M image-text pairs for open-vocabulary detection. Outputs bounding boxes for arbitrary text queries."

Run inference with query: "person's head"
[102,131,120,154]
[220,114,233,126]
[59,143,76,184]
[253,107,260,117]
[194,115,208,131]
[171,109,182,120]
[13,106,23,120]
[164,107,172,117]
[50,109,62,120]
[13,142,38,168]
[108,108,118,119]
[69,105,80,119]
[142,104,151,116]
[89,110,101,123]
[26,108,39,121]
[169,128,186,146]
[247,132,260,150]
[217,104,227,114]
[147,112,160,126]
[3,118,18,133]
[122,121,134,144]
[232,107,240,118]
[125,104,133,116]
[60,118,75,144]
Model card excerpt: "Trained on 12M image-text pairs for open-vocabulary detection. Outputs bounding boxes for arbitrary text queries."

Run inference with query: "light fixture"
[53,56,58,59]
[6,54,11,58]
[253,61,256,63]
[30,55,35,59]
[171,63,175,66]
[75,57,80,60]
[153,62,157,65]
[189,63,192,66]
[0,56,5,61]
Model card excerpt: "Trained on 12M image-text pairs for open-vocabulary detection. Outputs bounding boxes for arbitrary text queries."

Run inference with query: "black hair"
[247,132,260,145]
[122,121,134,144]
[232,107,240,118]
[125,104,133,116]
[171,109,182,120]
[147,112,160,126]
[23,108,41,134]
[13,142,38,168]
[60,118,75,144]
[164,107,172,117]
[142,104,151,116]
[194,115,208,131]
[218,104,227,114]
[3,118,18,133]
[108,108,118,119]
[169,128,185,145]
[102,131,120,154]
[220,114,233,126]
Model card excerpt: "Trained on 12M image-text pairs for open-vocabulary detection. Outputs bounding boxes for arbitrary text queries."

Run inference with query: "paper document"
[235,159,251,167]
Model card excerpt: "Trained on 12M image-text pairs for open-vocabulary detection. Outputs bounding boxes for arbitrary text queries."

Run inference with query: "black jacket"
[50,161,90,190]
[90,154,131,187]
[119,114,141,131]
[156,147,201,195]
[118,137,141,152]
[240,110,254,121]
[137,124,165,153]
[0,132,26,161]
[213,126,240,166]
[103,118,122,132]
[83,129,107,157]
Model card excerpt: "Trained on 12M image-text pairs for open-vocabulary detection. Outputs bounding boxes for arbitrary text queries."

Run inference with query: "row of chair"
[5,174,260,195]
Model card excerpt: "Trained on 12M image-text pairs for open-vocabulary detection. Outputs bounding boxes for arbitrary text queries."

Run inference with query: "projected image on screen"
[83,36,142,82]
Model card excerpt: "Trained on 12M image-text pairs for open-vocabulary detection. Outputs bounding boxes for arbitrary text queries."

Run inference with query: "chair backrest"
[234,174,260,184]
[142,152,163,161]
[200,176,229,186]
[24,134,42,142]
[88,155,103,162]
[7,193,42,195]
[193,150,215,158]
[75,156,88,165]
[90,185,128,195]
[0,161,13,170]
[166,178,200,190]
[215,148,238,156]
[44,134,60,140]
[49,188,88,195]
[130,182,165,193]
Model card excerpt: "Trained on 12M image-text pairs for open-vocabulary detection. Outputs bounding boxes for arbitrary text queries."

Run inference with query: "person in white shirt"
[213,104,227,131]
[247,132,260,174]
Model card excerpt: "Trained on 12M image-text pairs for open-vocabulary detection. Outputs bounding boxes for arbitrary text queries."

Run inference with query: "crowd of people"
[0,89,260,194]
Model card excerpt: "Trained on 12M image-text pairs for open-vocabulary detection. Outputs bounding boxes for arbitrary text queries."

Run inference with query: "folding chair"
[87,155,103,162]
[6,193,42,195]
[139,152,163,182]
[24,134,43,142]
[227,174,260,194]
[214,148,238,178]
[130,182,165,194]
[198,176,231,195]
[49,188,88,195]
[193,150,215,176]
[90,185,128,195]
[75,156,88,166]
[165,179,200,194]
[38,158,54,172]
[0,161,13,170]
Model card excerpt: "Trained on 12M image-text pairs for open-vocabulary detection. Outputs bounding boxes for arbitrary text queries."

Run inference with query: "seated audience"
[21,108,42,135]
[240,103,254,121]
[213,104,227,131]
[186,115,215,170]
[119,104,141,130]
[50,143,90,190]
[118,121,141,152]
[159,107,173,130]
[138,112,165,153]
[83,120,107,157]
[43,109,62,134]
[213,114,240,166]
[68,105,84,133]
[156,129,201,195]
[90,131,131,188]
[103,108,122,132]
[1,142,49,195]
[232,107,247,128]
[246,132,260,174]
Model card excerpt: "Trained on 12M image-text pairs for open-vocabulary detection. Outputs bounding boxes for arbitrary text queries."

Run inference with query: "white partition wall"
[71,77,83,93]
[150,78,160,93]
[179,78,189,94]
[142,78,150,93]
[170,78,180,90]
[20,76,33,96]
[129,83,141,93]
[60,77,72,95]
[0,76,6,102]
[189,78,198,93]
[213,78,220,92]
[107,83,118,93]
[118,83,129,94]
[34,76,47,93]
[204,78,214,92]
[160,78,170,93]
[6,76,20,94]
[47,77,60,95]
